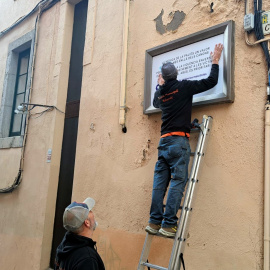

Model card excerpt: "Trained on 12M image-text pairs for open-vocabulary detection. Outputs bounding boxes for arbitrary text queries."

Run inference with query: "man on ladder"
[145,43,223,238]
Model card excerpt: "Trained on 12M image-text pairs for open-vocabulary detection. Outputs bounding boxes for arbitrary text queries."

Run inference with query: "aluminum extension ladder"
[138,115,213,270]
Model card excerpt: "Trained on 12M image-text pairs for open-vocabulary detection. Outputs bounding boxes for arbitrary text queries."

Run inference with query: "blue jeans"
[149,136,191,228]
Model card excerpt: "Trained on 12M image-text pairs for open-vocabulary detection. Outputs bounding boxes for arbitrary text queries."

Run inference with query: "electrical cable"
[245,31,270,46]
[245,0,270,68]
[253,0,270,85]
[29,105,64,118]
[0,0,45,38]
[0,0,60,39]
[0,8,41,194]
[31,108,54,119]
[245,32,270,46]
[245,0,248,15]
[0,0,60,193]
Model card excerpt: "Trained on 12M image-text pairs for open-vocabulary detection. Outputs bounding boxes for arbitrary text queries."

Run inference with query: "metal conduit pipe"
[247,1,270,268]
[119,0,130,133]
[265,96,270,270]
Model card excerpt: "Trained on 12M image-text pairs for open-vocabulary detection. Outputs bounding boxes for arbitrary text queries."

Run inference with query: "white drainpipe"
[265,91,270,270]
[119,0,130,132]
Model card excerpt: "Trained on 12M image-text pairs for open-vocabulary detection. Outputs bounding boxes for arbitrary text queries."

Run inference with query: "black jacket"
[153,64,219,135]
[55,232,105,270]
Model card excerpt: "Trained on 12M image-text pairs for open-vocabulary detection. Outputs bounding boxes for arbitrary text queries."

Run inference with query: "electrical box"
[262,11,270,35]
[244,14,254,31]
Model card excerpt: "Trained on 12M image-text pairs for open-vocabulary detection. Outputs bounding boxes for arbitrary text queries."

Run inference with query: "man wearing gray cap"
[145,44,223,238]
[54,198,105,270]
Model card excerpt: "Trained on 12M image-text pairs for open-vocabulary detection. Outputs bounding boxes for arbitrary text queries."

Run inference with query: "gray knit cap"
[161,62,178,81]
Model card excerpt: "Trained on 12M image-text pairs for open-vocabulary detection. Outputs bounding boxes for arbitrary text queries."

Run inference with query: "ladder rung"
[152,232,175,239]
[138,116,213,270]
[190,127,200,133]
[142,262,168,270]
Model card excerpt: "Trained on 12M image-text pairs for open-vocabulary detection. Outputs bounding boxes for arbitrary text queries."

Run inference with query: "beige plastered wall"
[74,0,269,269]
[0,0,75,269]
[0,0,269,269]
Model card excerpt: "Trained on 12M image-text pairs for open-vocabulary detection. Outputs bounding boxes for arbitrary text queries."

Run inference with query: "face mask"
[93,221,98,231]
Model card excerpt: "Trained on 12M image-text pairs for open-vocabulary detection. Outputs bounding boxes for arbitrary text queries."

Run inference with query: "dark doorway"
[50,0,88,267]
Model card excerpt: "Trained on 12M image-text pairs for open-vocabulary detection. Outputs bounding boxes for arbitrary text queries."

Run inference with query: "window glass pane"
[11,113,23,134]
[15,93,25,110]
[11,94,25,134]
[19,54,29,75]
[17,74,27,94]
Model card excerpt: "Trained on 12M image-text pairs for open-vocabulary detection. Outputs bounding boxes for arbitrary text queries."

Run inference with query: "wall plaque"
[144,20,235,114]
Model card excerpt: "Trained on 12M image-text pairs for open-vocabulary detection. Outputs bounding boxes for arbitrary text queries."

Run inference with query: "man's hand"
[210,43,223,65]
[158,74,165,86]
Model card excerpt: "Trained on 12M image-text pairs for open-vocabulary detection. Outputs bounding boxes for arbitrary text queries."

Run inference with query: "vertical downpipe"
[119,0,130,133]
[265,87,270,270]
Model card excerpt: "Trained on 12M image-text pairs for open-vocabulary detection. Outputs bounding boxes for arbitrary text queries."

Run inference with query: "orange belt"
[161,131,190,138]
